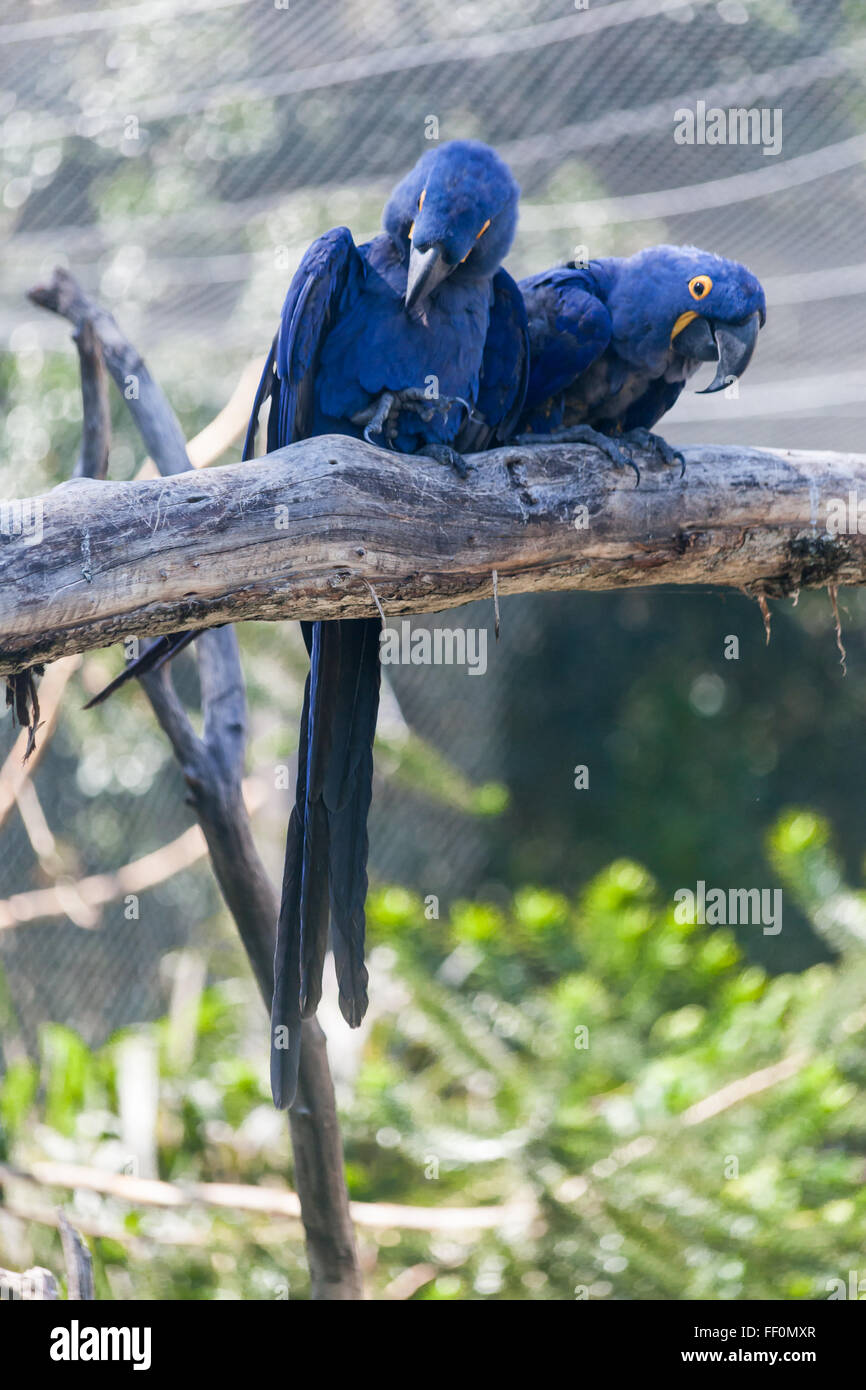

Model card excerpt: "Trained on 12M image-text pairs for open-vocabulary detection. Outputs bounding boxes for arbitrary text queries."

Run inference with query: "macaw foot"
[397,386,475,424]
[353,391,397,445]
[354,389,474,447]
[424,442,472,479]
[513,424,640,484]
[620,427,685,477]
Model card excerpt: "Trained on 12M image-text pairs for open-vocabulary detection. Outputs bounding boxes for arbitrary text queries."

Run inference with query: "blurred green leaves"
[1,807,865,1299]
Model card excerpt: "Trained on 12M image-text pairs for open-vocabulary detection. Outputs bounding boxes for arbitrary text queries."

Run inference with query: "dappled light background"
[1,0,866,1300]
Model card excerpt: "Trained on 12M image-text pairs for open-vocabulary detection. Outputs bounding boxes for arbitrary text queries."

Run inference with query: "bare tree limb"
[57,1209,94,1300]
[0,1045,815,1234]
[150,644,362,1297]
[28,267,190,475]
[0,780,267,930]
[2,438,864,676]
[134,355,265,479]
[20,267,362,1300]
[72,321,110,480]
[0,1265,60,1300]
[0,1160,534,1233]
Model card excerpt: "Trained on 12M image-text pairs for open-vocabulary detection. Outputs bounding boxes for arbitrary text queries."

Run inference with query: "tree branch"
[19,266,362,1300]
[72,321,111,480]
[57,1209,94,1300]
[2,439,864,675]
[28,268,190,475]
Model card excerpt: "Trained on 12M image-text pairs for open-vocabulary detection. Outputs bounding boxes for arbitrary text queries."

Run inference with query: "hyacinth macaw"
[89,140,528,1109]
[515,245,766,472]
[249,140,527,1107]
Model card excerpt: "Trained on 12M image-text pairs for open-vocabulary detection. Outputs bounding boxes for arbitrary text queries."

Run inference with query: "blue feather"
[518,245,766,436]
[258,141,527,1108]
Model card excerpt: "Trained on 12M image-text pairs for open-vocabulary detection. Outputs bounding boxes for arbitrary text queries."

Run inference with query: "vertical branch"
[72,321,110,480]
[29,267,362,1300]
[57,1210,94,1300]
[28,268,190,475]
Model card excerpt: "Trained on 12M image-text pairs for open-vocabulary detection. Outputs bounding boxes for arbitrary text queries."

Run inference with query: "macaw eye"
[459,219,492,264]
[688,274,713,300]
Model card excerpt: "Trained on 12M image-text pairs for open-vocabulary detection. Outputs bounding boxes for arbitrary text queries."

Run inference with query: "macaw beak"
[698,311,762,394]
[405,242,452,312]
[673,311,763,394]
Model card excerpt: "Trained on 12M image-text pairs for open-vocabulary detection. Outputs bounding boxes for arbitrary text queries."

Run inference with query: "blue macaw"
[251,139,527,1107]
[89,141,528,1108]
[515,245,766,471]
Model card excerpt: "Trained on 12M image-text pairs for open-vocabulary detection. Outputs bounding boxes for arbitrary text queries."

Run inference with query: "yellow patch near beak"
[671,310,699,345]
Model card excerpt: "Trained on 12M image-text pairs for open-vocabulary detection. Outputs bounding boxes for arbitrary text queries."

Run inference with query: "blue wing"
[244,226,364,459]
[518,265,612,430]
[458,268,529,452]
[245,229,379,1110]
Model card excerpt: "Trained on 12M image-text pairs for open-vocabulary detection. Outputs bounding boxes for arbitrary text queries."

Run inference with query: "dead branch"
[0,1160,533,1234]
[134,355,265,480]
[19,265,362,1301]
[27,267,190,476]
[57,1209,94,1299]
[2,436,865,676]
[0,1047,813,1236]
[0,778,268,930]
[72,320,110,480]
[0,1264,60,1300]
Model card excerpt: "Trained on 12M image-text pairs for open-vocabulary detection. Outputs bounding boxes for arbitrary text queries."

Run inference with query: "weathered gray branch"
[0,1213,92,1300]
[18,266,362,1300]
[0,1265,60,1300]
[72,321,110,480]
[1,438,865,675]
[57,1209,94,1299]
[143,643,363,1299]
[28,268,190,475]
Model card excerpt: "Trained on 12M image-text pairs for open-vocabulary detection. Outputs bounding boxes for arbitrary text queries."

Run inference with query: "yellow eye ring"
[418,188,426,210]
[476,218,491,240]
[688,274,713,300]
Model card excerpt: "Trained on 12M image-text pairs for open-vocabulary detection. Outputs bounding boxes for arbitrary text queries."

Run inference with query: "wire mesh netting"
[2,0,865,1045]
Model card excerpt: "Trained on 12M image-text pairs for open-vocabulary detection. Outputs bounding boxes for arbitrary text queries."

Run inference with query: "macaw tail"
[270,616,380,1109]
[83,629,198,708]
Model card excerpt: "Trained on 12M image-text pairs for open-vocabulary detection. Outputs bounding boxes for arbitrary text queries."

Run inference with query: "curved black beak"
[671,315,718,362]
[698,311,762,394]
[405,243,452,312]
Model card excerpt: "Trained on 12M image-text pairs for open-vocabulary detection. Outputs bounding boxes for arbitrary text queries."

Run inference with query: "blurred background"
[2,0,866,1300]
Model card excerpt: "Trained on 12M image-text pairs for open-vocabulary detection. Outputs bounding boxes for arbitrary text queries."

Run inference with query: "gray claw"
[515,424,640,484]
[356,390,397,446]
[426,443,471,479]
[622,428,685,477]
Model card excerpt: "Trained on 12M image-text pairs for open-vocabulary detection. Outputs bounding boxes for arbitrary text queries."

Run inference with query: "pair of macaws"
[94,140,767,1108]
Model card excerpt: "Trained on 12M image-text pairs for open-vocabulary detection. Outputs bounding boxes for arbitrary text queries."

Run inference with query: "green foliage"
[2,810,864,1300]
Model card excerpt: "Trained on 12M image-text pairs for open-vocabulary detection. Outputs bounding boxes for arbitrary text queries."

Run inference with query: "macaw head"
[384,139,520,312]
[603,245,766,391]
